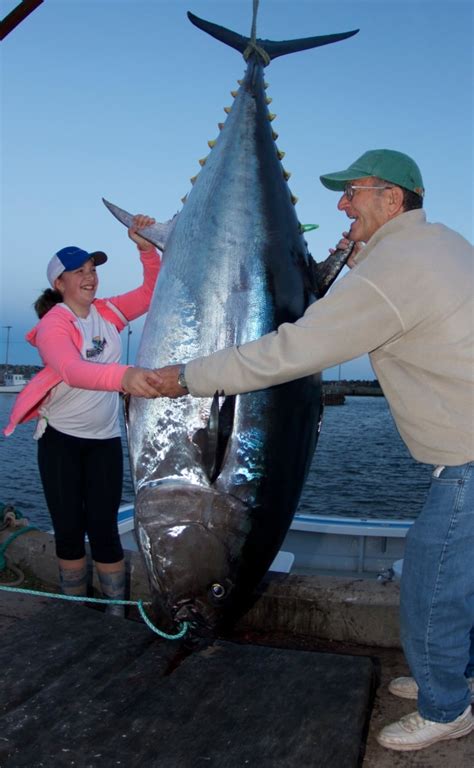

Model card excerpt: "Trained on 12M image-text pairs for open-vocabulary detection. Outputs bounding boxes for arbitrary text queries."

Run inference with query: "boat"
[0,373,27,393]
[117,503,410,578]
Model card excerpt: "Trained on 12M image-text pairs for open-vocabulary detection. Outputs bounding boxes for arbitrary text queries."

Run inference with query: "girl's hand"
[128,214,156,251]
[121,366,162,398]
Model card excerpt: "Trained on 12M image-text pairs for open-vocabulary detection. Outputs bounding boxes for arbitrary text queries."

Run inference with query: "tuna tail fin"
[102,198,178,252]
[187,11,358,64]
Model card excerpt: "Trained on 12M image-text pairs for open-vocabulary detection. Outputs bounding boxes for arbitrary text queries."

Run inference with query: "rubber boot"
[97,567,126,618]
[58,562,88,597]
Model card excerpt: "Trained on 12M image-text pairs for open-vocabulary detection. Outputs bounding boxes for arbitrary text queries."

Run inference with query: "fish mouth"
[145,595,218,639]
[173,598,220,636]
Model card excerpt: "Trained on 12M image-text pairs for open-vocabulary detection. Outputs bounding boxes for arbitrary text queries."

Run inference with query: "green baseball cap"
[320,149,424,197]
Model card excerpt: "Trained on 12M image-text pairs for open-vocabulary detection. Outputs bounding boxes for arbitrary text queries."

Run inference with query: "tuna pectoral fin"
[187,11,358,62]
[102,198,178,252]
[192,393,235,483]
[310,242,355,297]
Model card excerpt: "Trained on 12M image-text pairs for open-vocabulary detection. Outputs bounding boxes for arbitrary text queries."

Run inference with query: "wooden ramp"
[0,603,374,767]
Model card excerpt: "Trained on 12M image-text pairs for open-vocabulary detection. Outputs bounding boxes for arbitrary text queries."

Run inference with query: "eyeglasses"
[343,183,393,201]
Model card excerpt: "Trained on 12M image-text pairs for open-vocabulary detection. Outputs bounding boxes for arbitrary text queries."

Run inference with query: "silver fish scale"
[128,58,312,493]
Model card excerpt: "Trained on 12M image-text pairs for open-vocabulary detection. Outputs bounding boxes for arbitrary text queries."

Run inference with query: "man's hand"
[154,364,190,398]
[128,214,156,251]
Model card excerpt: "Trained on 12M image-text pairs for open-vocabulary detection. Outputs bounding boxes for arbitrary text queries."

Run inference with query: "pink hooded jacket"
[4,248,160,436]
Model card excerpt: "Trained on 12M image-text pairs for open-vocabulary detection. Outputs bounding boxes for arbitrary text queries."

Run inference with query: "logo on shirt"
[86,337,107,358]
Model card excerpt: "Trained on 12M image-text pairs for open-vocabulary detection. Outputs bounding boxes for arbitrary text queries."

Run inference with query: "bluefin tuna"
[105,8,358,634]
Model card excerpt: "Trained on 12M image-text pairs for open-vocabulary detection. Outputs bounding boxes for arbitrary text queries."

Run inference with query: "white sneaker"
[377,704,474,751]
[389,675,474,701]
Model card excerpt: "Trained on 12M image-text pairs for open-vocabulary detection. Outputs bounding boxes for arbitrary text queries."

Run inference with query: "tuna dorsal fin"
[102,198,178,252]
[187,11,358,65]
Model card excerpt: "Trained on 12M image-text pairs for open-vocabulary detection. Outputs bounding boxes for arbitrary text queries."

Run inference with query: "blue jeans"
[400,461,474,722]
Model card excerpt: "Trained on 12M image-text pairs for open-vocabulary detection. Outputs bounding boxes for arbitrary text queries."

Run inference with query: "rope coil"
[0,505,38,585]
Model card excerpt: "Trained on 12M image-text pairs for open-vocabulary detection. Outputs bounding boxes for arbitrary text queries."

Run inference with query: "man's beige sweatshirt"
[186,210,473,466]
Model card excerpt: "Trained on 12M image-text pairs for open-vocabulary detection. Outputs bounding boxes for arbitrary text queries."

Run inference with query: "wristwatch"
[177,365,189,392]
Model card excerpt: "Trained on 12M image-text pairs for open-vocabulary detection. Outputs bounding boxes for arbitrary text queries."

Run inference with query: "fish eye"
[210,583,226,599]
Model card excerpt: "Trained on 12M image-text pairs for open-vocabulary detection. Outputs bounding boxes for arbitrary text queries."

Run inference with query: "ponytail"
[34,288,63,319]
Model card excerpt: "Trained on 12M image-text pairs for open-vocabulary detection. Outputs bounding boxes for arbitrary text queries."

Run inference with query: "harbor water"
[0,394,431,531]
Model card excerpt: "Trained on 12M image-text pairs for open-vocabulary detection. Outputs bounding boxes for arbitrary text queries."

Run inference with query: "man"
[154,149,474,752]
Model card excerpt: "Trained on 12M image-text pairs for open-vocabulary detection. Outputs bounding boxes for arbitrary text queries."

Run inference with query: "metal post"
[126,326,132,365]
[2,326,12,372]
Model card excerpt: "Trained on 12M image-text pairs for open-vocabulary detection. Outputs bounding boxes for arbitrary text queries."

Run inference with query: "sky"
[1,0,473,380]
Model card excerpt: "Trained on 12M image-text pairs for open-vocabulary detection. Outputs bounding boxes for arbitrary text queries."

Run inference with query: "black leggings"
[38,425,124,563]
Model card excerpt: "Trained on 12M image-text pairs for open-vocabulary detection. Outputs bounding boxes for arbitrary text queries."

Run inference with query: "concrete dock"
[1,529,473,766]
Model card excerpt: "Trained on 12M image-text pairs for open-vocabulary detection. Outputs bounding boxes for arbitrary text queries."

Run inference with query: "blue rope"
[0,584,189,640]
